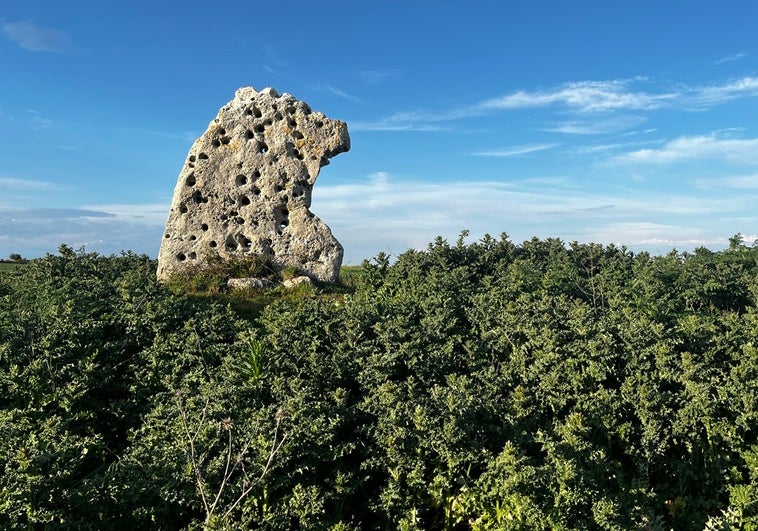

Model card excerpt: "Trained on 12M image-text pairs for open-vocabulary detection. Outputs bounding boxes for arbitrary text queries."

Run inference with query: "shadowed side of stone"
[157,87,349,283]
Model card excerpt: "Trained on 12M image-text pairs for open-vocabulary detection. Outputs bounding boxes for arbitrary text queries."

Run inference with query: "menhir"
[157,87,349,283]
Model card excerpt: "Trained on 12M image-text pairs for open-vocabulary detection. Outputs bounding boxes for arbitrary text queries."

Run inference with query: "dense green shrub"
[0,236,756,529]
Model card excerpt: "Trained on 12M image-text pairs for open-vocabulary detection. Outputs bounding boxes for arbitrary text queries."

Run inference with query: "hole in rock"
[185,173,196,186]
[198,152,209,160]
[225,235,236,251]
[252,186,261,195]
[252,169,261,180]
[164,233,171,239]
[188,252,197,260]
[189,155,196,162]
[239,195,251,206]
[212,139,221,148]
[288,119,297,128]
[293,131,304,140]
[218,127,226,135]
[176,253,186,261]
[254,124,265,133]
[179,204,188,214]
[209,240,217,248]
[189,235,197,241]
[259,143,268,154]
[220,136,231,145]
[316,120,324,128]
[245,129,254,140]
[302,104,312,115]
[201,223,209,231]
[285,106,296,115]
[252,106,262,118]
[191,190,206,204]
[236,217,245,225]
[235,174,248,186]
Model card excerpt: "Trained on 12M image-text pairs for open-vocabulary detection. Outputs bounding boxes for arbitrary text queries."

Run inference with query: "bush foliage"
[1,235,757,529]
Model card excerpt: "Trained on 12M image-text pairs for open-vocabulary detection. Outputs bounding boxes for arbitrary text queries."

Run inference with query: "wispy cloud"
[262,44,287,75]
[474,143,558,157]
[542,115,649,135]
[691,76,758,106]
[318,84,365,104]
[354,75,758,134]
[615,134,758,165]
[483,77,758,113]
[0,177,62,191]
[714,52,748,64]
[695,174,758,189]
[479,79,678,113]
[82,203,169,226]
[350,112,448,132]
[357,69,394,85]
[1,20,70,52]
[114,125,197,142]
[28,109,52,129]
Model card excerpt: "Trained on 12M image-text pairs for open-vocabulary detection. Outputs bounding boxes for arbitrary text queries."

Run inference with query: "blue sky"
[1,1,757,263]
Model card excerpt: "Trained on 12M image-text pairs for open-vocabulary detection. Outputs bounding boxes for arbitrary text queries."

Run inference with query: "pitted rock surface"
[157,87,349,282]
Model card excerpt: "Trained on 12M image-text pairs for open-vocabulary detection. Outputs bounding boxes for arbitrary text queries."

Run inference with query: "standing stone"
[157,87,349,283]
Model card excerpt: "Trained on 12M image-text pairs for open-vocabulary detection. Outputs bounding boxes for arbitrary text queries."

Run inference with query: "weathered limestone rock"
[157,87,349,283]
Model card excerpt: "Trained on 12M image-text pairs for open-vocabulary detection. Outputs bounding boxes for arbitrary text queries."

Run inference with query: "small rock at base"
[228,277,275,290]
[282,276,313,289]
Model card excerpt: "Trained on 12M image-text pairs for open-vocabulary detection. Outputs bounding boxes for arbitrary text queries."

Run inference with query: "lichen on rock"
[157,87,349,283]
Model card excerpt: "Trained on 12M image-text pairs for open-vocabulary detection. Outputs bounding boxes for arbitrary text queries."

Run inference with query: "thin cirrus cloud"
[541,115,649,135]
[695,174,758,190]
[1,20,70,52]
[690,76,758,106]
[714,52,748,65]
[478,79,679,112]
[318,84,365,104]
[350,112,449,132]
[353,76,758,133]
[615,134,758,165]
[356,69,394,85]
[480,77,758,113]
[473,143,558,157]
[0,177,62,191]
